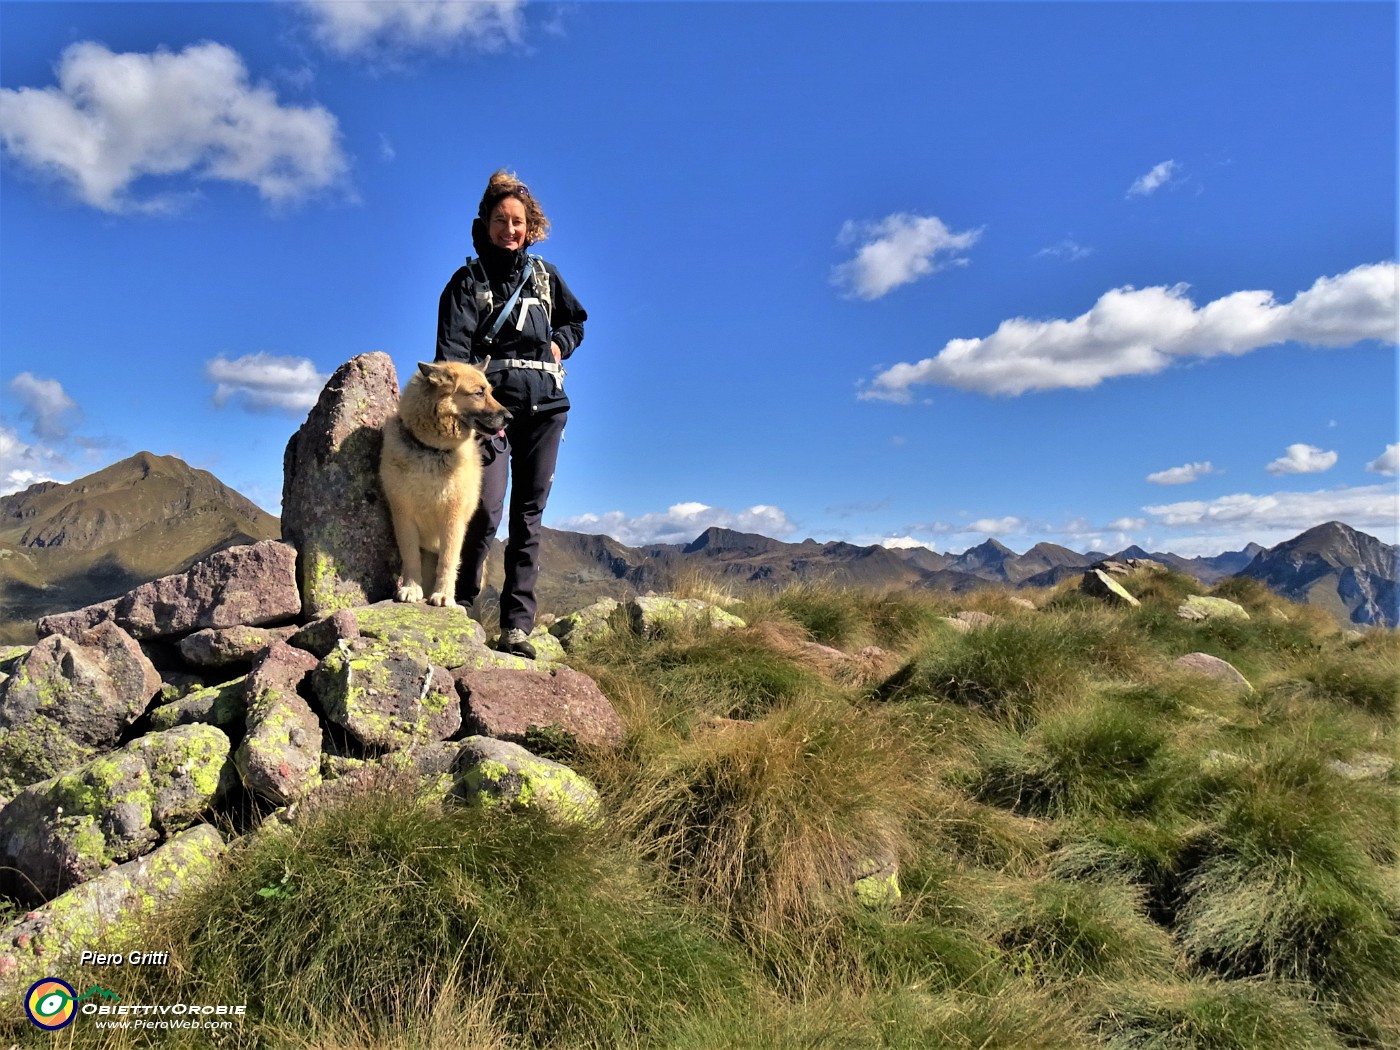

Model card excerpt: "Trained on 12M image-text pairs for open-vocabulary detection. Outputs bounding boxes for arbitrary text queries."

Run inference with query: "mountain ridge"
[2,457,1395,638]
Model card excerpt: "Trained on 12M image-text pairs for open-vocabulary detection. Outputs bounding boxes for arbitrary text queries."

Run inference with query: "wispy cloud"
[552,501,796,547]
[1147,461,1219,485]
[1265,443,1337,476]
[7,373,80,441]
[0,42,347,213]
[861,261,1399,400]
[1127,159,1180,197]
[832,213,982,300]
[1366,443,1399,477]
[298,0,526,58]
[206,353,329,414]
[1037,238,1094,261]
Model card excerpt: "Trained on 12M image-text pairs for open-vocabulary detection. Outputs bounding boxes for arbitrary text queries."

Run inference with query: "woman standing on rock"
[435,170,587,659]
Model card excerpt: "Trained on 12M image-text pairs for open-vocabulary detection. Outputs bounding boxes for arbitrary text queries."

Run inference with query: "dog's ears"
[417,361,450,386]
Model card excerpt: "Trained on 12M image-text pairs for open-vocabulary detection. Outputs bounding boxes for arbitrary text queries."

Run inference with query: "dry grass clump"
[608,696,935,934]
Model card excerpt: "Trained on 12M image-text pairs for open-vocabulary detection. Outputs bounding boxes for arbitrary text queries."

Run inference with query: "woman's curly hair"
[477,169,550,244]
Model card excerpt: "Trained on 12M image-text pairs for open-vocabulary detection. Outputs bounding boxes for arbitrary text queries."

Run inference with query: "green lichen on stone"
[147,677,247,731]
[0,718,93,796]
[854,869,902,907]
[304,544,360,614]
[630,597,747,637]
[456,741,602,827]
[0,644,29,665]
[353,602,487,669]
[315,641,457,750]
[3,826,225,982]
[1178,595,1251,622]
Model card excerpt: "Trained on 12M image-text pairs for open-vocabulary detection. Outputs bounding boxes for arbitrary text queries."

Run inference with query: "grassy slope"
[16,573,1398,1050]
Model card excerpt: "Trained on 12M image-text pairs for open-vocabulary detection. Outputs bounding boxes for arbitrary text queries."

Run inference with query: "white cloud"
[1147,461,1219,485]
[7,372,80,440]
[298,0,526,57]
[861,261,1400,400]
[1127,159,1179,197]
[881,535,938,551]
[1265,443,1338,476]
[0,422,70,495]
[1366,443,1399,477]
[1037,238,1093,261]
[967,516,1024,535]
[832,213,982,300]
[552,502,797,547]
[0,42,347,213]
[1144,484,1396,535]
[205,353,329,414]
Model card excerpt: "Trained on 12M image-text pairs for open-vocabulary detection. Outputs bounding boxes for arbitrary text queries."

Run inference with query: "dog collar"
[394,417,457,461]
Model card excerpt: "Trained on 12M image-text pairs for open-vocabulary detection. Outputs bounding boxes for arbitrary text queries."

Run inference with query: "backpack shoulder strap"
[528,254,553,317]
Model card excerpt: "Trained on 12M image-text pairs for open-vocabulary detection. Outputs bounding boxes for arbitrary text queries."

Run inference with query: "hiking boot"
[496,628,536,660]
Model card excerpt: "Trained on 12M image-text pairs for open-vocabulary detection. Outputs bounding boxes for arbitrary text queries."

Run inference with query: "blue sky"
[2,1,1397,558]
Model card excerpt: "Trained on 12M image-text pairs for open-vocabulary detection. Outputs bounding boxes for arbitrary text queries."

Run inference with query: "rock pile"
[0,352,749,988]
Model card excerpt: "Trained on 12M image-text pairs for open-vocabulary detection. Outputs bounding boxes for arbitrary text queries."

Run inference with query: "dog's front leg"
[427,505,469,608]
[389,505,426,603]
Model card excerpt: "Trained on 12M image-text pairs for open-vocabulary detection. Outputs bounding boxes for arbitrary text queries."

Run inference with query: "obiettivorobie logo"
[25,979,120,1031]
[24,975,246,1034]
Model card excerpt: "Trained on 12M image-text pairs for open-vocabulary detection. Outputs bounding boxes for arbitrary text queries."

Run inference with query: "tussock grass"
[1091,979,1346,1050]
[61,776,747,1049]
[608,697,935,935]
[38,578,1400,1050]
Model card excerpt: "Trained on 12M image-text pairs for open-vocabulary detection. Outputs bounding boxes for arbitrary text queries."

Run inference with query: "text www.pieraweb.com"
[84,1003,245,1031]
[95,1018,236,1031]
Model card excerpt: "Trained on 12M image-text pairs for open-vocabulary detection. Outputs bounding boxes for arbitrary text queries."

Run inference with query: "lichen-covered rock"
[629,596,747,636]
[352,601,488,668]
[177,624,299,668]
[148,676,248,732]
[452,736,602,826]
[451,642,538,672]
[1325,752,1395,782]
[0,645,30,664]
[1080,569,1141,608]
[314,639,460,751]
[281,352,401,618]
[1177,595,1250,622]
[1172,652,1253,692]
[0,824,224,992]
[0,725,231,902]
[852,855,902,906]
[550,598,620,650]
[0,623,160,794]
[942,610,996,633]
[456,666,625,750]
[235,643,322,805]
[288,609,363,659]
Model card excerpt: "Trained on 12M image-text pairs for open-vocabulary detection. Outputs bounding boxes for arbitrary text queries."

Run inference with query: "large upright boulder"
[282,353,401,618]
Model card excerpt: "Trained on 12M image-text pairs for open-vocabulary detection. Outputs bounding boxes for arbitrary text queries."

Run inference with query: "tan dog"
[380,360,509,607]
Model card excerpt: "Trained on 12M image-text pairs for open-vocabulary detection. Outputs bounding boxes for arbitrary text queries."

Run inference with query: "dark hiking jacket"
[435,219,587,416]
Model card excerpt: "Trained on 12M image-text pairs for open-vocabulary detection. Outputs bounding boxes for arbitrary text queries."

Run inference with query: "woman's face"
[488,196,529,250]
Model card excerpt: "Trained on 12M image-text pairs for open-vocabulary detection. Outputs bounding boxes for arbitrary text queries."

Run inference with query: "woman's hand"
[550,341,562,364]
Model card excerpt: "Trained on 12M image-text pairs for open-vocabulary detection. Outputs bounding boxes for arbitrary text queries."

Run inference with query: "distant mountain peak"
[682,526,783,556]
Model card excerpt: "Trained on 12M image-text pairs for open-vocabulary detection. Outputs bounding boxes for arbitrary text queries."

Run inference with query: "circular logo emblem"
[26,978,78,1030]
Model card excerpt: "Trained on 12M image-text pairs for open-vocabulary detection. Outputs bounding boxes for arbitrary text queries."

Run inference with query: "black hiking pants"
[456,408,566,634]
